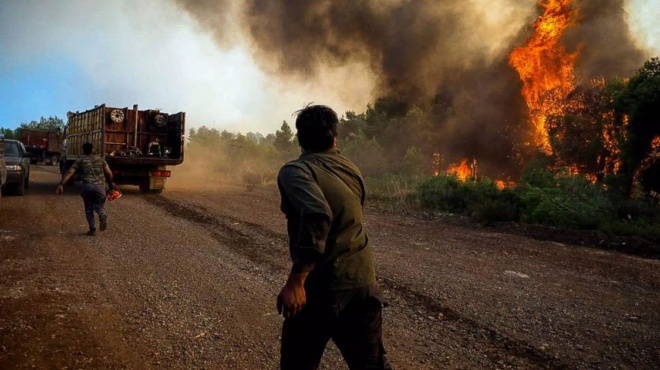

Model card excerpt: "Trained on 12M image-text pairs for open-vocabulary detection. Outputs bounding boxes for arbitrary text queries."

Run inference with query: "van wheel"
[15,178,25,196]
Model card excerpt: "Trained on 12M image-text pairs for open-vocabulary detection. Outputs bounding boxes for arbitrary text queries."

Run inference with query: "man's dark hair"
[294,104,338,152]
[82,142,93,155]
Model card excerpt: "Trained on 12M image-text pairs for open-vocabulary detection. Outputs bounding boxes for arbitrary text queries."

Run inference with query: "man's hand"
[277,272,308,318]
[110,182,117,189]
[55,185,64,195]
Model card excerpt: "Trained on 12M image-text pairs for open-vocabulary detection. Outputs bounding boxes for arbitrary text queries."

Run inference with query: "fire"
[447,159,473,182]
[432,152,442,176]
[651,136,660,157]
[509,0,580,153]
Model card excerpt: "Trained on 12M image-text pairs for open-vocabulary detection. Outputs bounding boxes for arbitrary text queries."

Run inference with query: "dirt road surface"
[1,165,659,369]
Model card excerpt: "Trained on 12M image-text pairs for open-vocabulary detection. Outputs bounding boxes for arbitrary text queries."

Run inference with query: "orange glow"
[651,136,660,152]
[495,180,506,190]
[432,152,442,176]
[509,0,579,153]
[447,159,472,182]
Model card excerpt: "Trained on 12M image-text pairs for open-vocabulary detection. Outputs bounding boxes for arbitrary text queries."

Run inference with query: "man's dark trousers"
[80,183,106,230]
[280,284,391,370]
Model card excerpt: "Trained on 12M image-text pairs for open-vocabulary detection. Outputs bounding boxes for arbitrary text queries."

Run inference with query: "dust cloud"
[167,138,284,193]
[173,0,649,174]
[167,145,238,192]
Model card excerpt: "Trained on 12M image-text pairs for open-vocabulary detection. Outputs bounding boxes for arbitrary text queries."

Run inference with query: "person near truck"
[56,142,116,236]
[276,104,391,370]
[148,138,162,157]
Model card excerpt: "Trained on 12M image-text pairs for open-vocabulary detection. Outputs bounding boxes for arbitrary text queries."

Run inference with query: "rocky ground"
[0,165,658,369]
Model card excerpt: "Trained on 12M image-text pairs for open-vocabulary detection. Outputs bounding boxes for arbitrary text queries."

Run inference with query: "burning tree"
[509,0,579,154]
[545,78,626,182]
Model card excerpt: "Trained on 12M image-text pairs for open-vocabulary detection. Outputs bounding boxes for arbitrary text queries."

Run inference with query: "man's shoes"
[99,215,107,231]
[87,228,97,236]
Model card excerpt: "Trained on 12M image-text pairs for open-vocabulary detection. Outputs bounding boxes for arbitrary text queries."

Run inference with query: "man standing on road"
[56,142,116,236]
[277,105,391,370]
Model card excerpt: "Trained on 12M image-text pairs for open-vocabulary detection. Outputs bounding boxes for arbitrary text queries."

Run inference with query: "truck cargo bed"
[64,104,185,193]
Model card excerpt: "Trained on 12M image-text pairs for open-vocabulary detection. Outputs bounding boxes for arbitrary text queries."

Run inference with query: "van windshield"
[3,141,20,157]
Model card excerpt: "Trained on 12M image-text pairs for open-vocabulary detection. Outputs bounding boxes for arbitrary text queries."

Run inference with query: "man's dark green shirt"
[278,149,376,291]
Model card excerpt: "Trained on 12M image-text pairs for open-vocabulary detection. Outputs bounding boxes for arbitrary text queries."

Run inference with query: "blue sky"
[0,0,658,134]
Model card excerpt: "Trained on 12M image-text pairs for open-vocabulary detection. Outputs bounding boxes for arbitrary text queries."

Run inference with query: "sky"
[0,0,658,135]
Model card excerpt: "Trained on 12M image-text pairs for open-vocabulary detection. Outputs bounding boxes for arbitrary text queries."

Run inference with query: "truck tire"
[139,179,149,193]
[139,179,163,194]
[50,155,59,166]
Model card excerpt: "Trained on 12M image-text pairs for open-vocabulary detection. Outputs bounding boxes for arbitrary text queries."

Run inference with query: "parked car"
[2,139,30,195]
[0,136,7,202]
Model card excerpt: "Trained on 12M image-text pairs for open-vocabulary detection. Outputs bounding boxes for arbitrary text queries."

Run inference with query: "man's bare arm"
[104,165,116,188]
[55,168,76,194]
[277,270,309,319]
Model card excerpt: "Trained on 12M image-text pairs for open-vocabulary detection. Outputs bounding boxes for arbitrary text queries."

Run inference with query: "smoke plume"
[174,0,649,174]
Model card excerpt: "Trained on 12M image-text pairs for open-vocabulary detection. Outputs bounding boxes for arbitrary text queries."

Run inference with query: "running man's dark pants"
[280,284,391,370]
[80,183,106,230]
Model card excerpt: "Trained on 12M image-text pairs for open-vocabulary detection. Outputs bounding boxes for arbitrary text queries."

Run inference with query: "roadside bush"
[470,188,523,223]
[418,176,524,221]
[418,175,473,212]
[599,220,660,242]
[520,174,614,229]
[366,174,424,207]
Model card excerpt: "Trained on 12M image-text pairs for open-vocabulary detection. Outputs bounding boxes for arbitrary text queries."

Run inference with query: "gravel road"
[0,165,658,369]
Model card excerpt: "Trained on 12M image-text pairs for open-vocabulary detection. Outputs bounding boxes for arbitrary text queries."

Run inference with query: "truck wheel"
[139,180,149,193]
[139,179,163,194]
[50,156,59,166]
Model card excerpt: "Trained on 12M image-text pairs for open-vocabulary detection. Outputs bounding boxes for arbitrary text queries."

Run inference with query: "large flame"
[447,159,473,182]
[509,0,580,153]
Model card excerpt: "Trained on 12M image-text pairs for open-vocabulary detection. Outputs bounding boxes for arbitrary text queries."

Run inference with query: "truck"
[19,129,64,165]
[63,104,185,194]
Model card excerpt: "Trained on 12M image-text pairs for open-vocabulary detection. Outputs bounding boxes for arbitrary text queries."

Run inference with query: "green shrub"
[600,220,660,242]
[365,174,424,207]
[418,175,474,213]
[473,188,524,222]
[519,173,614,229]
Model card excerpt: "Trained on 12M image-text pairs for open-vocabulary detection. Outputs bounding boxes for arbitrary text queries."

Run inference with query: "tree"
[546,78,626,181]
[273,121,296,153]
[0,127,16,139]
[18,116,65,131]
[616,58,660,195]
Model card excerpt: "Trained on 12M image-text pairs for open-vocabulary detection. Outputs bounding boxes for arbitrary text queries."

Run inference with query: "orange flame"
[447,159,472,182]
[432,152,442,176]
[509,0,580,153]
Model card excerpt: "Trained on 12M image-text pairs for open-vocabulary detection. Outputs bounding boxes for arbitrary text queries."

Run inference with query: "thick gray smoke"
[174,0,649,174]
[567,0,648,80]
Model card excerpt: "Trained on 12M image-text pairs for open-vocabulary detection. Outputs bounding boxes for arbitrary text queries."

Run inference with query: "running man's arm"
[103,164,116,189]
[55,167,76,194]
